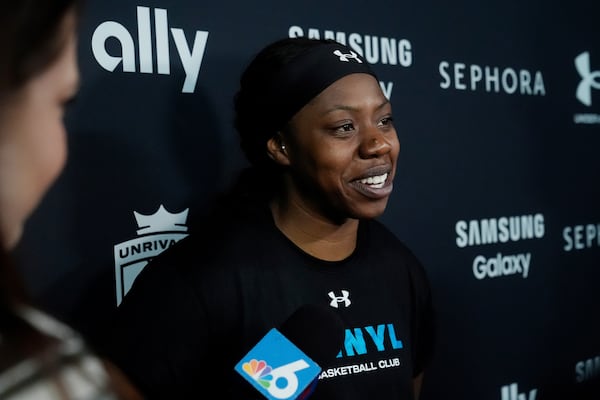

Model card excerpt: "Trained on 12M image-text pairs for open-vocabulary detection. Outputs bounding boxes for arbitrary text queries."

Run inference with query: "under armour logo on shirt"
[333,49,363,63]
[328,290,351,308]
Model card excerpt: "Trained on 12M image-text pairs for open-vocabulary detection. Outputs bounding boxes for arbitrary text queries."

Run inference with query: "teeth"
[359,173,388,188]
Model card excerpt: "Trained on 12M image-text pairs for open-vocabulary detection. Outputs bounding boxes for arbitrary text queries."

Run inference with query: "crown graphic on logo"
[134,204,189,235]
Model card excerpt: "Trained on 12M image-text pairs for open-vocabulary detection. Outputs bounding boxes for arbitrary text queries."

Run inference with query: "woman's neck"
[270,198,358,262]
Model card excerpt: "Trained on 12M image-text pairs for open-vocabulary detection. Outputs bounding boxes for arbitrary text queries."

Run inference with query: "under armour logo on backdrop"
[328,290,351,308]
[575,51,600,106]
[333,49,363,63]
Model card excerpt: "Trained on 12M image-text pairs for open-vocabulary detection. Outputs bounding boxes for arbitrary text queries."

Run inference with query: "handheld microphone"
[234,304,344,400]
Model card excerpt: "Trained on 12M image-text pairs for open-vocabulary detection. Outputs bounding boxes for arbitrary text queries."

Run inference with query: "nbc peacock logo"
[242,359,274,389]
[113,204,189,305]
[234,328,320,399]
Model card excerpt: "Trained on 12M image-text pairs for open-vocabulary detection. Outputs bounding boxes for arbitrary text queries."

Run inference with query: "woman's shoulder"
[363,219,416,255]
[172,201,276,257]
[362,219,430,279]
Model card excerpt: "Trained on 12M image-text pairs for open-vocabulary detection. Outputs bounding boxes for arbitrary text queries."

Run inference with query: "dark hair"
[233,37,339,169]
[230,37,340,205]
[0,0,82,94]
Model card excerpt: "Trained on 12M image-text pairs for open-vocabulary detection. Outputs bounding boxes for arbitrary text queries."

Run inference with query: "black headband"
[266,42,378,131]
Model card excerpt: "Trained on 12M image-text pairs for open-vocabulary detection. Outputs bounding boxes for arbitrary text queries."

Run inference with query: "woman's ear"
[266,134,290,165]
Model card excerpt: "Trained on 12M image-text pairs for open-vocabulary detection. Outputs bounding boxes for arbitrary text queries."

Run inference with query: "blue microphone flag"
[234,328,321,399]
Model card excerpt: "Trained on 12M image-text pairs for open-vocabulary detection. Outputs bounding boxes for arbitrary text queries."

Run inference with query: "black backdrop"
[14,1,600,399]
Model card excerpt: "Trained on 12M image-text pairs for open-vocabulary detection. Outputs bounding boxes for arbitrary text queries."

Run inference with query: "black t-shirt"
[103,204,435,399]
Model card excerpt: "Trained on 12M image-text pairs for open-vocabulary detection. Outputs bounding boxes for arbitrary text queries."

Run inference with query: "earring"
[281,144,286,151]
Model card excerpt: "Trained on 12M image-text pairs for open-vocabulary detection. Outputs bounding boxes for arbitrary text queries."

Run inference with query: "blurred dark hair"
[0,0,82,94]
[0,232,27,311]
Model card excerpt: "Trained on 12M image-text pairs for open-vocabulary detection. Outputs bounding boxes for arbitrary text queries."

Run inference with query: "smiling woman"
[0,1,141,399]
[104,37,436,399]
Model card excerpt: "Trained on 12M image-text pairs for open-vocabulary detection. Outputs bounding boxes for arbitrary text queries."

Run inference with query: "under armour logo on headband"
[333,49,363,63]
[264,41,377,134]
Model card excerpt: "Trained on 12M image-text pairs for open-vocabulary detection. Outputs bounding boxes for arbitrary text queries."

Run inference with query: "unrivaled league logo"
[113,205,189,305]
[235,329,321,400]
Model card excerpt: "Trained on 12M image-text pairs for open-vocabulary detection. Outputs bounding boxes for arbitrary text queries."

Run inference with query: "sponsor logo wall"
[14,1,600,399]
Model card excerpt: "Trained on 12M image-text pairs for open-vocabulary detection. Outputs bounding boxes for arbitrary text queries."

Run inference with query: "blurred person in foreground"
[0,1,142,398]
